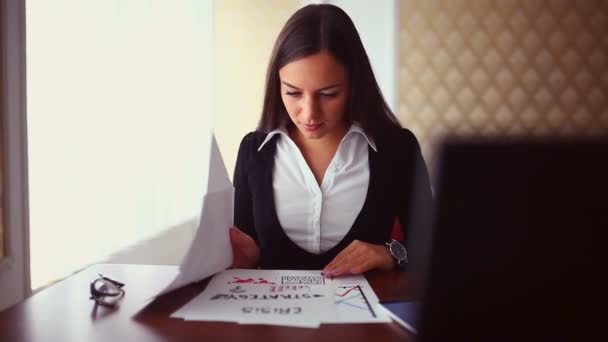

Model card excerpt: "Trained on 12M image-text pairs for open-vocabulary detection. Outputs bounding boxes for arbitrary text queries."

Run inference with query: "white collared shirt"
[258,123,377,254]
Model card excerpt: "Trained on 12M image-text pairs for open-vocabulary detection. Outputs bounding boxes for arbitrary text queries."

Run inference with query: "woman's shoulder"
[378,127,420,150]
[237,130,275,156]
[239,131,268,147]
[241,130,277,147]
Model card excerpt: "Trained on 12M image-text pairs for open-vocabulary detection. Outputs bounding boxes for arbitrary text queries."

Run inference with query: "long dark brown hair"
[257,4,401,140]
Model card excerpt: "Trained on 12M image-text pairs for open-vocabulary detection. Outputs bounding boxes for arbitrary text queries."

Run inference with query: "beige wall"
[214,0,301,179]
[398,0,608,173]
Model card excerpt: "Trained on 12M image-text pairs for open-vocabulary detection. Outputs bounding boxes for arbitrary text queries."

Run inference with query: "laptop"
[407,136,607,341]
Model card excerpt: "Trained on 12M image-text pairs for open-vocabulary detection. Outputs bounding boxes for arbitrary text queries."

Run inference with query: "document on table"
[326,274,391,324]
[171,269,391,327]
[152,133,233,298]
[172,269,335,327]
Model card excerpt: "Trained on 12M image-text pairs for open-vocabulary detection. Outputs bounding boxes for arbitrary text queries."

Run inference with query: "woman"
[229,4,432,277]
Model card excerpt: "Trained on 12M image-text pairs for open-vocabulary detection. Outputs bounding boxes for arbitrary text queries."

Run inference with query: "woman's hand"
[322,240,394,278]
[229,226,260,268]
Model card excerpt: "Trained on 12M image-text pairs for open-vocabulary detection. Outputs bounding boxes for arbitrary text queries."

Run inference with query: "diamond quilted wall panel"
[398,0,608,173]
[0,49,3,258]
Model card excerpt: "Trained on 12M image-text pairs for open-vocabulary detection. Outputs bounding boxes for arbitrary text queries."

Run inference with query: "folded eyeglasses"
[90,274,125,308]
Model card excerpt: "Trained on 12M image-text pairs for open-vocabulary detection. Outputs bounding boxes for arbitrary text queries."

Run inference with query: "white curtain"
[26,0,213,289]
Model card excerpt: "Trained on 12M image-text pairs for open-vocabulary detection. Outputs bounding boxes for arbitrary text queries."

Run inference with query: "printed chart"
[172,270,391,327]
[334,285,377,320]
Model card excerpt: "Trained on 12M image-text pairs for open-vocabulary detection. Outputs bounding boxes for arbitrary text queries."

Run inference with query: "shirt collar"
[348,122,377,152]
[257,126,289,151]
[257,122,377,152]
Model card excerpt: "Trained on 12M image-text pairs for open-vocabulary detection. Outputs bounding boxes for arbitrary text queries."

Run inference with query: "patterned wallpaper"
[0,50,4,259]
[214,0,301,178]
[398,0,608,173]
[0,139,3,259]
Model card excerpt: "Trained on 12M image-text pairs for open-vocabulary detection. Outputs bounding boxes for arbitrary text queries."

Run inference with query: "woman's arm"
[233,133,257,240]
[396,129,434,271]
[231,133,260,268]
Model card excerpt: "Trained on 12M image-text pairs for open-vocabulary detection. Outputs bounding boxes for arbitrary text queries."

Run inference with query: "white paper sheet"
[172,269,337,328]
[153,133,234,298]
[324,274,391,324]
[172,269,391,327]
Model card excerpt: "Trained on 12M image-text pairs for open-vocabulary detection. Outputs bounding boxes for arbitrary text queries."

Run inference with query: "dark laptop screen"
[415,137,606,341]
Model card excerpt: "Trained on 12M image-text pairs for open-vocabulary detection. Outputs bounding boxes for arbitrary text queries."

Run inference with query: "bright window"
[26,0,214,289]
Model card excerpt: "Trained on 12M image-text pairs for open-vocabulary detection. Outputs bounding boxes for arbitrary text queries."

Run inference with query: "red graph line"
[335,286,359,297]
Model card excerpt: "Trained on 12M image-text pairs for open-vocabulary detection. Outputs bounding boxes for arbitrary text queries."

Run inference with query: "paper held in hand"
[151,132,234,298]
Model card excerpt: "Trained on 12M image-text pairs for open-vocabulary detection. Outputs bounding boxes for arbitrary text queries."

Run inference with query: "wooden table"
[0,264,416,341]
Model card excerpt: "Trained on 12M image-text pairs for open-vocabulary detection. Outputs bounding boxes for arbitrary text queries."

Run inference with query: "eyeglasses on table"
[89,273,125,308]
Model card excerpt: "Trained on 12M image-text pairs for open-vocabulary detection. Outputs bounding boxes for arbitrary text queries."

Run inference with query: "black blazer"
[233,128,433,270]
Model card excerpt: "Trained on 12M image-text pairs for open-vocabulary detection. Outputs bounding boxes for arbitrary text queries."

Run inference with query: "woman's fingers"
[229,226,260,268]
[330,252,370,277]
[322,242,357,275]
[229,226,249,245]
[323,240,393,277]
[323,241,364,276]
[348,258,375,274]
